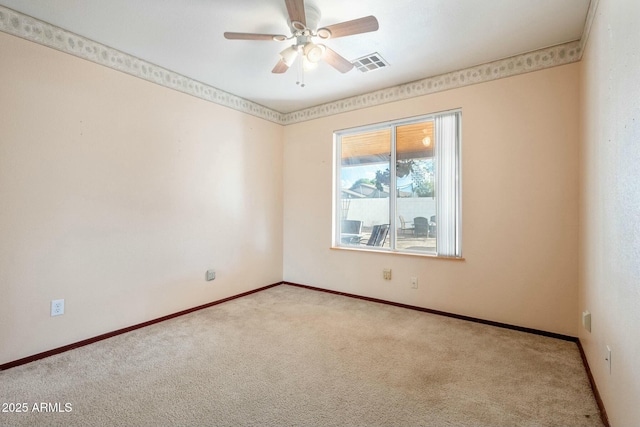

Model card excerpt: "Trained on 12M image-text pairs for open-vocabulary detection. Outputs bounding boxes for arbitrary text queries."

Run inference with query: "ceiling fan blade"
[224,32,286,41]
[318,16,379,39]
[323,47,354,73]
[272,59,290,74]
[284,0,306,26]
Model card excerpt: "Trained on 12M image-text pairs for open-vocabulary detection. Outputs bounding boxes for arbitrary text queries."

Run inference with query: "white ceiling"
[0,0,591,113]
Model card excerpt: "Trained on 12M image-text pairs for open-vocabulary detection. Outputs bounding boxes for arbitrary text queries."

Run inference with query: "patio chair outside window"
[398,215,414,235]
[341,219,363,244]
[364,224,389,247]
[413,217,429,237]
[428,215,437,238]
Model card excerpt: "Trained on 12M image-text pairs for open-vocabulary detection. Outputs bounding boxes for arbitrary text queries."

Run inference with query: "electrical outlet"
[605,345,612,374]
[206,270,216,281]
[410,277,418,289]
[383,269,392,280]
[51,299,64,317]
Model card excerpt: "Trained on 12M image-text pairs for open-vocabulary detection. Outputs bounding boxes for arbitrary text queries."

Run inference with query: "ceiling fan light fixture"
[303,56,318,71]
[280,46,299,66]
[304,42,325,63]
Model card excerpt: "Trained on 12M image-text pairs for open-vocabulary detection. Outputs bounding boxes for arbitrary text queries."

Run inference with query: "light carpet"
[0,284,603,427]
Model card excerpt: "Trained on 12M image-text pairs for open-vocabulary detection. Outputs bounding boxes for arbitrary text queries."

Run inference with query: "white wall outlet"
[410,277,418,289]
[582,310,591,332]
[383,269,392,280]
[51,299,64,317]
[605,345,612,374]
[206,270,216,281]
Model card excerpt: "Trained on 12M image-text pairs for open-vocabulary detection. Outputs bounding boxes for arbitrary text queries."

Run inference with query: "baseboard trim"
[0,282,281,371]
[283,281,577,341]
[577,339,611,427]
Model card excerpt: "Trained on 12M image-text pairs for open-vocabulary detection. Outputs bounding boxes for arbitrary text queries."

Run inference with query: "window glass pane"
[395,121,436,253]
[339,129,391,248]
[334,110,461,257]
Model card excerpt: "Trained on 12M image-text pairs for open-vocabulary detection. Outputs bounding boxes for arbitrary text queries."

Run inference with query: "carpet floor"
[0,284,603,426]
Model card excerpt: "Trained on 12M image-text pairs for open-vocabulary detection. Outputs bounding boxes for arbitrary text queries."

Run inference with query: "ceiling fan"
[223,0,379,75]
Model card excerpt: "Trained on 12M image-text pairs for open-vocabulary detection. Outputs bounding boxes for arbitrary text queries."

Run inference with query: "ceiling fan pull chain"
[296,55,305,88]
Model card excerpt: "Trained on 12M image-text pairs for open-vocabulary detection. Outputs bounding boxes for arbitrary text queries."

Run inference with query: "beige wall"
[0,32,284,365]
[579,0,640,425]
[284,64,580,336]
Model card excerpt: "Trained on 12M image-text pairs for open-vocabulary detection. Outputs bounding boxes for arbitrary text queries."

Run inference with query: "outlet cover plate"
[206,270,216,281]
[51,299,64,316]
[582,310,591,332]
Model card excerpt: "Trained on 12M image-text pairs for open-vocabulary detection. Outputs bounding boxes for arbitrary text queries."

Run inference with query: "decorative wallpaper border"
[283,41,582,124]
[1,4,587,126]
[0,5,285,124]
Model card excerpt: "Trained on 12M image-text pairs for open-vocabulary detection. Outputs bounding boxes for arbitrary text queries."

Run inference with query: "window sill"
[330,246,465,261]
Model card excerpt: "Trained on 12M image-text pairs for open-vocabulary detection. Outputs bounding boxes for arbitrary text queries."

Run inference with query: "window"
[333,110,461,257]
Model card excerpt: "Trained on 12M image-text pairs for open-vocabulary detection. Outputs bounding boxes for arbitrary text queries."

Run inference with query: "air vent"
[352,53,389,73]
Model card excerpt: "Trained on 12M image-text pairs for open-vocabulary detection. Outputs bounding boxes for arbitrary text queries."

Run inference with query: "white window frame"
[332,109,462,258]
